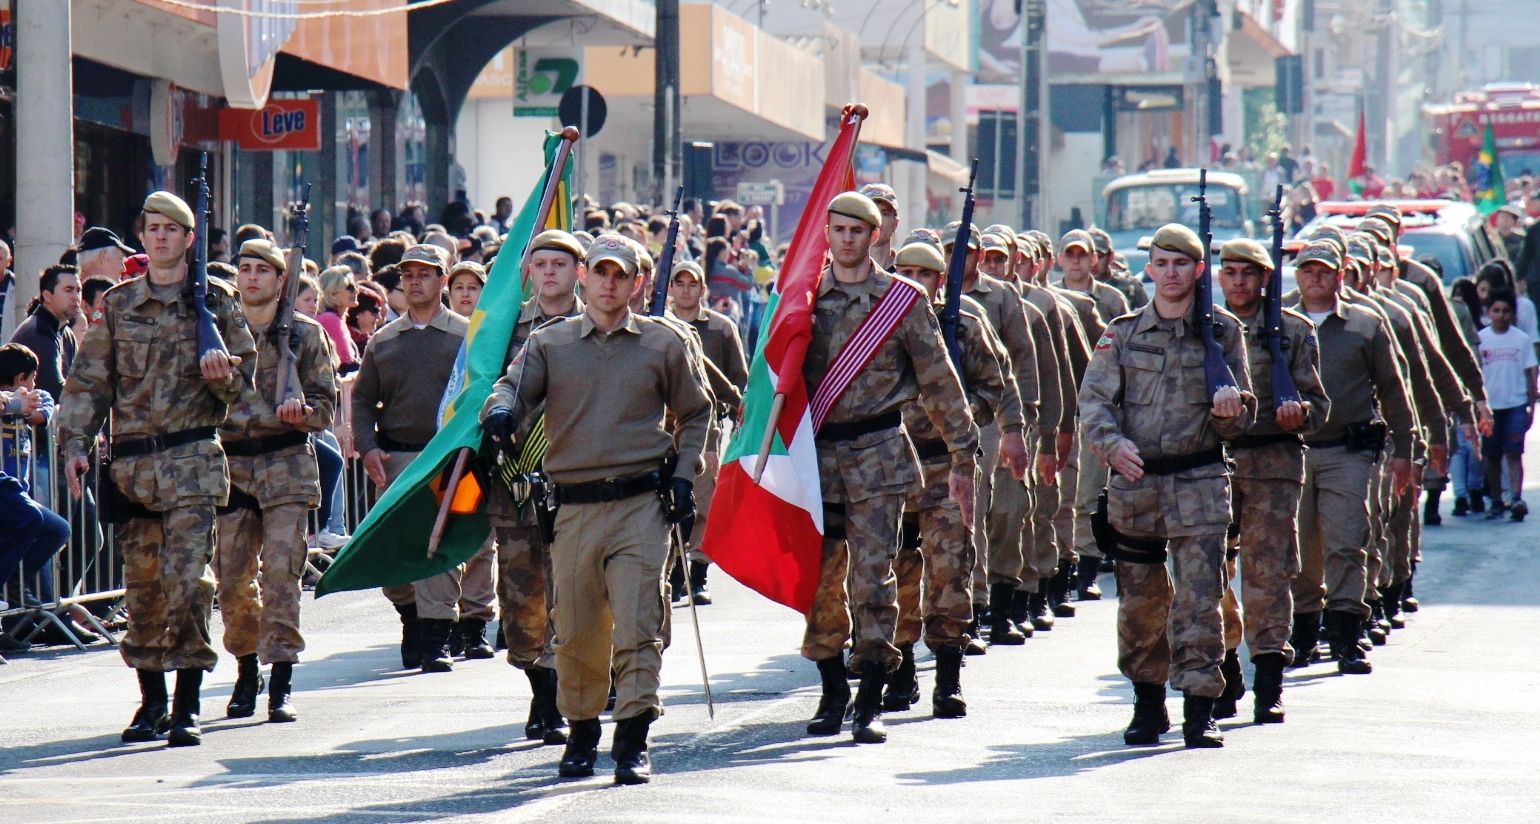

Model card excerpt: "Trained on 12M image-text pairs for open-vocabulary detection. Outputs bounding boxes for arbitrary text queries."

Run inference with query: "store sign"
[219,98,321,151]
[218,0,298,110]
[514,49,583,117]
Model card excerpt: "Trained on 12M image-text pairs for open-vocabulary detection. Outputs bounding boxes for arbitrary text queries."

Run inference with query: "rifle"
[1190,169,1237,395]
[941,159,980,383]
[1265,184,1302,407]
[273,184,312,407]
[649,185,686,316]
[190,152,228,358]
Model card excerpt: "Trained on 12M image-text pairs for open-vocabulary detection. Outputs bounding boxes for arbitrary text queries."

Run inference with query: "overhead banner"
[219,98,322,151]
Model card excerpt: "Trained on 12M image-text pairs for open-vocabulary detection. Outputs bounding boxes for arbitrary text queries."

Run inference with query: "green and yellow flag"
[316,133,573,597]
[1476,121,1505,216]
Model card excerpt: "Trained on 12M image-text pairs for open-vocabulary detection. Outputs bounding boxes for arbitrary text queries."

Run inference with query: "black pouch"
[532,474,559,545]
[1093,487,1168,565]
[1345,421,1388,455]
[99,461,156,525]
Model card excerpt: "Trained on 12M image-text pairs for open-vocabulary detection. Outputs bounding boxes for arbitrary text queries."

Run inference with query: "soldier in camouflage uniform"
[1078,224,1254,749]
[887,239,1024,717]
[216,239,337,724]
[59,191,257,747]
[800,192,977,745]
[1213,239,1329,724]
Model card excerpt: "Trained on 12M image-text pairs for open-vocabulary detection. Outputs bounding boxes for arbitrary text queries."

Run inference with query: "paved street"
[4,449,1540,824]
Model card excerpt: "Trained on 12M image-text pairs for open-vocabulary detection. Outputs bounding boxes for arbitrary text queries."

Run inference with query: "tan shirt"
[1056,276,1129,334]
[1386,281,1473,422]
[352,305,467,454]
[1019,281,1073,432]
[1402,257,1486,403]
[1367,289,1445,447]
[1288,296,1417,459]
[965,273,1041,424]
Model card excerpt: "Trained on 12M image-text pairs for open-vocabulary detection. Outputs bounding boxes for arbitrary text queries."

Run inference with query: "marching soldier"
[353,244,469,674]
[1079,224,1254,749]
[800,193,976,745]
[482,233,713,785]
[859,183,902,270]
[1056,229,1130,335]
[216,239,337,723]
[59,191,257,746]
[1088,226,1149,309]
[1213,239,1329,723]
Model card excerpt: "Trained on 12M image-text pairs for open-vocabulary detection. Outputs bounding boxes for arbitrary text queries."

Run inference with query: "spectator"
[371,208,394,241]
[75,227,134,282]
[1277,145,1299,183]
[347,282,387,347]
[1312,163,1336,201]
[371,264,406,321]
[1476,291,1538,520]
[446,261,485,318]
[318,266,361,374]
[79,275,116,328]
[233,223,271,248]
[295,273,322,319]
[346,211,372,243]
[208,228,229,263]
[9,264,79,402]
[422,230,458,262]
[331,235,362,263]
[0,386,68,655]
[369,236,408,274]
[0,240,12,325]
[336,251,371,281]
[1495,205,1527,263]
[490,196,515,235]
[121,253,149,281]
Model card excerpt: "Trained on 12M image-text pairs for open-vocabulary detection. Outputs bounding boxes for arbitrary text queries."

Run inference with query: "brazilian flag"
[1475,122,1505,216]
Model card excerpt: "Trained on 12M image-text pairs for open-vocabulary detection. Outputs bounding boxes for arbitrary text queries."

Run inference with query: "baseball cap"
[586,233,640,275]
[1087,227,1113,254]
[79,227,134,254]
[447,260,486,285]
[942,221,982,250]
[1294,242,1342,271]
[858,183,898,208]
[1059,229,1095,254]
[400,243,450,273]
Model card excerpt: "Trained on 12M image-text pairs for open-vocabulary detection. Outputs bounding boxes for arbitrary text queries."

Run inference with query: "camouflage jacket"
[1229,307,1330,482]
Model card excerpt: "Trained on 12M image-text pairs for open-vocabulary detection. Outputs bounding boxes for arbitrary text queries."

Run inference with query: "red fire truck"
[1424,84,1540,178]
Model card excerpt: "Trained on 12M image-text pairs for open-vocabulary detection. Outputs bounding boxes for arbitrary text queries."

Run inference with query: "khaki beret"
[586,233,639,275]
[1295,241,1342,271]
[895,242,948,273]
[447,261,486,285]
[942,221,982,251]
[1356,217,1394,245]
[1087,227,1114,254]
[400,243,450,273]
[143,191,196,230]
[1149,224,1203,261]
[828,191,882,228]
[236,238,287,273]
[1059,229,1095,254]
[857,183,898,207]
[1218,238,1272,271]
[529,229,585,261]
[1364,204,1403,226]
[670,260,705,282]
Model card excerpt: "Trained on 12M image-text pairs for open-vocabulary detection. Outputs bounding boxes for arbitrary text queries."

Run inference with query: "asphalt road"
[3,450,1539,824]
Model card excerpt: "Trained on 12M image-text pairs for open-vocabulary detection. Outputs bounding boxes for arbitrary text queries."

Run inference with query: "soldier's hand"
[664,477,696,525]
[65,456,90,500]
[364,448,388,489]
[1035,452,1059,486]
[484,407,517,447]
[1276,400,1308,431]
[949,469,975,525]
[1055,431,1073,471]
[200,351,242,382]
[1391,457,1416,495]
[1211,385,1243,419]
[1110,438,1144,481]
[1429,443,1450,476]
[1477,401,1495,437]
[276,398,311,426]
[1001,431,1030,481]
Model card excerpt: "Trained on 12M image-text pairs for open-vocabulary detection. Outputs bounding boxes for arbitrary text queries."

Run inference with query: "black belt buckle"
[595,479,622,502]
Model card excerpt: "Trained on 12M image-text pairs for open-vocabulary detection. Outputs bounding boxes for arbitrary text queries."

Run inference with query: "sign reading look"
[219,99,322,151]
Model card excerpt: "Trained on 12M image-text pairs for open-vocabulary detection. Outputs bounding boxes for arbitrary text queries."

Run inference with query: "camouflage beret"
[894,242,947,273]
[530,229,585,261]
[828,191,882,228]
[1295,241,1342,271]
[1218,238,1272,271]
[586,232,640,275]
[1059,229,1095,254]
[143,191,196,230]
[236,238,286,273]
[1150,224,1203,261]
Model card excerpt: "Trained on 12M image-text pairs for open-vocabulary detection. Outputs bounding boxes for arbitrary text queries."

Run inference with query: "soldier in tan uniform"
[1078,224,1253,749]
[1088,226,1149,309]
[1213,239,1329,724]
[353,244,469,674]
[216,239,337,723]
[60,191,257,747]
[800,193,976,745]
[482,233,712,785]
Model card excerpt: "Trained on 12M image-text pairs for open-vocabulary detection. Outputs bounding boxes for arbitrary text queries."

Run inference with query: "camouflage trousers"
[1293,446,1377,618]
[1217,473,1303,660]
[897,459,976,650]
[1050,430,1081,567]
[378,451,468,621]
[801,492,905,673]
[118,505,219,672]
[215,502,308,664]
[1073,433,1108,561]
[1115,532,1228,697]
[495,524,556,670]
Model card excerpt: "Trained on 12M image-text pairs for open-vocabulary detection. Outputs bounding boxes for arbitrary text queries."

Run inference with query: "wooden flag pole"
[521,126,582,289]
[751,393,786,482]
[427,448,472,559]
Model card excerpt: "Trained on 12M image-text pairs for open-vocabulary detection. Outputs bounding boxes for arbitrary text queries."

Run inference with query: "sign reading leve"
[219,99,322,151]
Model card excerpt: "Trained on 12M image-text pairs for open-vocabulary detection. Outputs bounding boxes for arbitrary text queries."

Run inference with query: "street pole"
[1018,0,1046,229]
[654,0,681,205]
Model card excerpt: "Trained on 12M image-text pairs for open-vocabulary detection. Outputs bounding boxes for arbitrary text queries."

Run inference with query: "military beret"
[143,191,196,230]
[1149,224,1203,261]
[586,232,640,275]
[1295,241,1342,271]
[942,221,982,251]
[1059,229,1095,254]
[529,229,585,261]
[895,242,948,273]
[236,238,287,273]
[1356,216,1394,245]
[400,243,450,273]
[980,232,1012,254]
[827,191,882,228]
[1087,227,1114,254]
[671,260,705,282]
[1364,204,1402,226]
[447,260,486,285]
[1344,235,1376,264]
[857,183,898,207]
[1219,238,1272,271]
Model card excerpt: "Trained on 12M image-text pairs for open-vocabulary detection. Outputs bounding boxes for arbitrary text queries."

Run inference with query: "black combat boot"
[1049,562,1077,617]
[689,560,713,605]
[1028,582,1055,631]
[1381,583,1406,629]
[668,560,687,605]
[882,644,920,711]
[1469,487,1487,513]
[1362,607,1388,646]
[460,618,496,660]
[965,613,989,655]
[122,669,170,743]
[806,656,851,735]
[1369,599,1392,637]
[448,620,466,658]
[1452,495,1469,516]
[226,653,263,718]
[1401,571,1420,612]
[268,662,298,723]
[1287,612,1321,669]
[393,602,421,669]
[1424,490,1443,525]
[1077,555,1103,600]
[524,667,549,741]
[167,669,204,747]
[1328,611,1373,675]
[611,709,657,785]
[988,583,1026,645]
[558,718,602,778]
[1212,649,1245,720]
[418,619,455,673]
[1251,653,1287,724]
[1008,589,1035,638]
[931,646,967,718]
[1124,682,1170,746]
[850,662,888,744]
[1181,693,1225,748]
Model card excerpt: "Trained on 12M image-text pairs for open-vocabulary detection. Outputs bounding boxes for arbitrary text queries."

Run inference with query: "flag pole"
[426,127,582,559]
[750,104,867,483]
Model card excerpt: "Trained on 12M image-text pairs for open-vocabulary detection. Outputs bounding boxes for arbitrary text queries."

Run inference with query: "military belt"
[1228,433,1304,451]
[223,431,310,457]
[816,411,901,443]
[1120,445,1226,477]
[912,437,950,462]
[556,470,662,506]
[377,433,429,453]
[216,484,262,515]
[1306,420,1386,452]
[113,426,218,459]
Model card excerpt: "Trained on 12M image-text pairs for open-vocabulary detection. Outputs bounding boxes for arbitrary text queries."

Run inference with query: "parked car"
[1294,200,1506,284]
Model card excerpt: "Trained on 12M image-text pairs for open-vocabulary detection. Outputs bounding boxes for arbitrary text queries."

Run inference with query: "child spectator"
[1477,291,1539,521]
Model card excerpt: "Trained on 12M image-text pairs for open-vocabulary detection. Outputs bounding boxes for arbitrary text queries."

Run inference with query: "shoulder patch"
[1095,330,1115,351]
[1305,334,1317,348]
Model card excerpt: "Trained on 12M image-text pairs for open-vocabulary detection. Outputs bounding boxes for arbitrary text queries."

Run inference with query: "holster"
[531,473,559,545]
[1091,487,1168,565]
[1345,421,1388,456]
[98,460,156,525]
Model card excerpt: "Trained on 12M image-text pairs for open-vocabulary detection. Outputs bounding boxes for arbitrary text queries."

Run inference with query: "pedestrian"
[481,232,713,785]
[1476,291,1537,520]
[446,261,485,319]
[215,239,337,724]
[57,190,257,747]
[317,266,361,374]
[74,227,134,282]
[9,264,80,403]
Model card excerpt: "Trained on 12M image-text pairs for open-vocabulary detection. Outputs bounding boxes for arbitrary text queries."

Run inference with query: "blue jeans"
[1450,425,1485,497]
[0,476,69,590]
[315,431,345,533]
